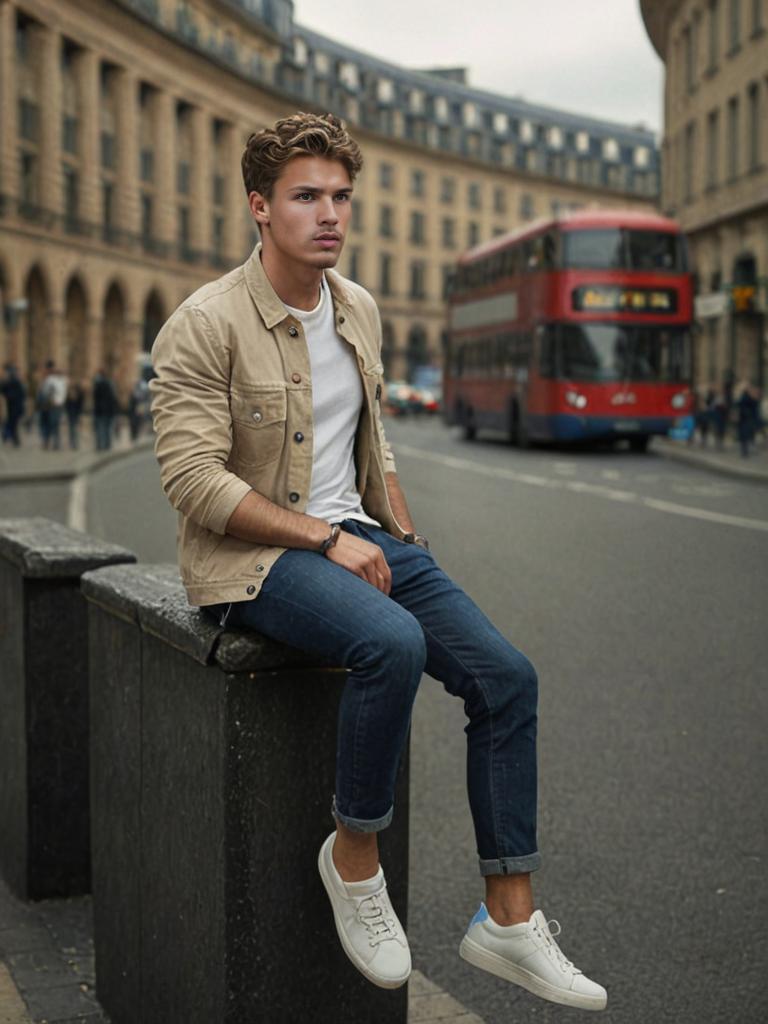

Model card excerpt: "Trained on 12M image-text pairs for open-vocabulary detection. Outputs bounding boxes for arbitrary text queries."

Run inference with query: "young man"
[150,112,606,1011]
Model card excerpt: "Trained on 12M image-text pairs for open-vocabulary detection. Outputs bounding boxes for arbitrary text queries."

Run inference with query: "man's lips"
[314,234,341,248]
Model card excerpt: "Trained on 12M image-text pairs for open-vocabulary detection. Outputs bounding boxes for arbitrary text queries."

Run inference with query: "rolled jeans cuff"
[479,852,542,877]
[331,795,393,833]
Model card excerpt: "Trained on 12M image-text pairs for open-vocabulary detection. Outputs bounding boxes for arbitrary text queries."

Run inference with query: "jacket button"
[255,564,264,572]
[294,431,304,443]
[251,410,263,423]
[291,372,302,383]
[338,316,345,324]
[246,584,256,595]
[289,491,300,503]
[288,325,298,337]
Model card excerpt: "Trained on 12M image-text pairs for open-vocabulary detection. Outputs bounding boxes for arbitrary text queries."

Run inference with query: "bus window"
[539,324,558,377]
[559,324,691,382]
[562,229,623,269]
[626,231,685,271]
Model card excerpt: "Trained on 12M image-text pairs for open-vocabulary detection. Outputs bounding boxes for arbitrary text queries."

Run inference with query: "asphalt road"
[86,418,768,1023]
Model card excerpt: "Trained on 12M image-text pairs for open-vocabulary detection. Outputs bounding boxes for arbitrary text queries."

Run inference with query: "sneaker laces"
[355,890,399,947]
[534,919,581,975]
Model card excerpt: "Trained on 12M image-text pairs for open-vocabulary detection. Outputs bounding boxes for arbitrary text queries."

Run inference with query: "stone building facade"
[641,0,768,393]
[0,0,658,400]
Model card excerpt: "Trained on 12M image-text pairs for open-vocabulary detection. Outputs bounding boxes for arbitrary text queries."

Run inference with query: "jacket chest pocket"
[229,389,287,468]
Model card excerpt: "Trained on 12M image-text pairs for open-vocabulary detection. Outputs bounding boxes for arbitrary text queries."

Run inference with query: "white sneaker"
[317,832,411,989]
[459,904,607,1011]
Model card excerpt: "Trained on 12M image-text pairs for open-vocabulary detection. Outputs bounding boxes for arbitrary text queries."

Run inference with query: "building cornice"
[639,0,683,61]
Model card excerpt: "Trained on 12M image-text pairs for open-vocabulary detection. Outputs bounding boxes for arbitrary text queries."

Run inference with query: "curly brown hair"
[241,112,363,197]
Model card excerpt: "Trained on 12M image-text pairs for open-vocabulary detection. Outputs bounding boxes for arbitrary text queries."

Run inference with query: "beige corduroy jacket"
[149,246,404,606]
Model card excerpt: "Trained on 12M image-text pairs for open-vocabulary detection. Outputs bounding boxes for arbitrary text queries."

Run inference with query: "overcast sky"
[293,0,664,134]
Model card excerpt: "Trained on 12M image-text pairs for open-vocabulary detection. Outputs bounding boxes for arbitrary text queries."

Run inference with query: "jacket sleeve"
[149,304,251,535]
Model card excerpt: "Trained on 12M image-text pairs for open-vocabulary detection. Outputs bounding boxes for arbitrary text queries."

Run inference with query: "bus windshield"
[562,229,686,272]
[547,323,691,383]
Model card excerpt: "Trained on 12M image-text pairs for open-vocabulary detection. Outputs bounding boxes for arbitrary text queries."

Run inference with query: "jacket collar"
[244,244,355,330]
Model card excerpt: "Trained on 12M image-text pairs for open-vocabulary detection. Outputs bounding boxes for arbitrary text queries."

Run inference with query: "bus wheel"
[629,435,650,453]
[462,408,476,441]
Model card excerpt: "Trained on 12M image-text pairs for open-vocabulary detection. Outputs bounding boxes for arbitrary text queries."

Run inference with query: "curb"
[653,439,768,486]
[0,436,155,485]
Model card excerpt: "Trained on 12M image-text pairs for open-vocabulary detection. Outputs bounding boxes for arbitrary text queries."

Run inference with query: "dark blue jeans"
[207,520,540,876]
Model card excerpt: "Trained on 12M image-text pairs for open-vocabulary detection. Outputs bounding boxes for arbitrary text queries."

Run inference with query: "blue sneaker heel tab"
[467,903,489,932]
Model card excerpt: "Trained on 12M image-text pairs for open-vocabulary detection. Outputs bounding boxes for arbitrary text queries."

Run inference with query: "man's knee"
[355,611,426,684]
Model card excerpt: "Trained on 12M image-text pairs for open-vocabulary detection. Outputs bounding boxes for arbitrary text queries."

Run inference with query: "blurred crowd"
[0,361,152,453]
[688,378,765,458]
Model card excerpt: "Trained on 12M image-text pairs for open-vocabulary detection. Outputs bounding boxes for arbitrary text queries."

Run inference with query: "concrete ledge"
[0,964,33,1024]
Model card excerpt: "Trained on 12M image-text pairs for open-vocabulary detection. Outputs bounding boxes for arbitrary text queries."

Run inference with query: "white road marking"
[67,473,87,531]
[395,443,768,533]
[553,462,578,475]
[601,469,621,480]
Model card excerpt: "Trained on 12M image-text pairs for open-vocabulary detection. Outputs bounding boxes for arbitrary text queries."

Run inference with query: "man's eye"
[295,192,314,200]
[335,193,351,202]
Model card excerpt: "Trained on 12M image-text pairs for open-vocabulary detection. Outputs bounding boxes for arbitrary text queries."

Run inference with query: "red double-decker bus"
[443,210,694,451]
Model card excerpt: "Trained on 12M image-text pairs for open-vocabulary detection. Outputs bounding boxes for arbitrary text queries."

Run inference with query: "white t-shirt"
[283,278,380,527]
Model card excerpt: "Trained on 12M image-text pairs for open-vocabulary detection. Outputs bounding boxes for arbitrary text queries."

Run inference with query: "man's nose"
[317,197,338,224]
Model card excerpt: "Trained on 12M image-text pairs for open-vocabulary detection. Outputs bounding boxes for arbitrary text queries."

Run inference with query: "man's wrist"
[318,523,341,555]
[403,532,430,551]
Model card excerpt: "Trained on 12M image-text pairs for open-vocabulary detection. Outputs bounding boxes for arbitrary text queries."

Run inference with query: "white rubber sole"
[317,839,411,990]
[459,935,607,1011]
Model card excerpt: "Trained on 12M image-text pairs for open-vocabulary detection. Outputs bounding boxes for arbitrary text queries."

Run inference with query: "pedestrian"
[128,376,150,441]
[92,368,117,451]
[696,386,716,447]
[150,113,607,1011]
[735,381,759,458]
[37,360,68,450]
[712,390,728,448]
[0,363,26,447]
[65,380,85,450]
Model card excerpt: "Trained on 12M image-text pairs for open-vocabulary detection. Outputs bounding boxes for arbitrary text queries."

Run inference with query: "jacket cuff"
[203,477,253,536]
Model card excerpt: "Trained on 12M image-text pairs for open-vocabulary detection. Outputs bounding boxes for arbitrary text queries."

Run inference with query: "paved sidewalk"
[0,421,153,483]
[653,433,768,484]
[0,875,484,1024]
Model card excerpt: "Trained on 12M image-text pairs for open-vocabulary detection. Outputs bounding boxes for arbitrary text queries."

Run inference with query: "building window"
[178,206,191,255]
[493,186,506,213]
[684,121,696,202]
[440,176,455,203]
[409,211,425,245]
[409,261,426,299]
[140,147,154,183]
[101,132,116,169]
[212,173,224,205]
[441,264,454,299]
[468,182,482,209]
[62,115,78,155]
[379,204,393,238]
[519,193,534,220]
[576,130,590,153]
[752,0,765,32]
[379,162,393,189]
[441,217,455,248]
[19,151,37,206]
[212,214,224,259]
[727,96,739,177]
[102,181,114,238]
[410,169,425,196]
[18,99,39,143]
[708,0,720,69]
[347,247,361,283]
[747,82,760,169]
[351,200,363,232]
[177,161,191,195]
[706,109,720,187]
[377,78,395,103]
[141,193,153,240]
[63,166,79,226]
[379,253,392,295]
[728,0,741,50]
[493,111,508,134]
[467,222,480,247]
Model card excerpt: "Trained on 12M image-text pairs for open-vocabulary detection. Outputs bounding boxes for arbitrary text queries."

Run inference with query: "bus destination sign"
[572,285,678,314]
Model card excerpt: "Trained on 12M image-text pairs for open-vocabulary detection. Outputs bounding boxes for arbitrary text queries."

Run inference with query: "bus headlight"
[566,390,588,410]
[671,392,688,409]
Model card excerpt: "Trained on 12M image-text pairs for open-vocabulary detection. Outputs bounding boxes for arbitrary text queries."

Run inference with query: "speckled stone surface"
[0,518,135,579]
[0,520,136,901]
[86,564,410,1023]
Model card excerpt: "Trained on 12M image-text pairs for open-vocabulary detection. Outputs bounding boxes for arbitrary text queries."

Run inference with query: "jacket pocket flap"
[230,389,287,428]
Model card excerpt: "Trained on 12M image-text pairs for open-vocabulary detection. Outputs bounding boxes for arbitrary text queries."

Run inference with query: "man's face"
[250,156,353,271]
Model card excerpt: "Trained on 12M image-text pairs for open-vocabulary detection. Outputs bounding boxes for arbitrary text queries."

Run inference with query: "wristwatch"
[403,532,430,552]
[318,523,341,556]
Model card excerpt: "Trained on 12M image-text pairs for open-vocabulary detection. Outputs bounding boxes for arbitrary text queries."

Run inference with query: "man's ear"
[248,191,270,226]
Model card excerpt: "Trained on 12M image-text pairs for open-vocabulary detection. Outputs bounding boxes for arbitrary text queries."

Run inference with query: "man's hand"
[325,530,392,595]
